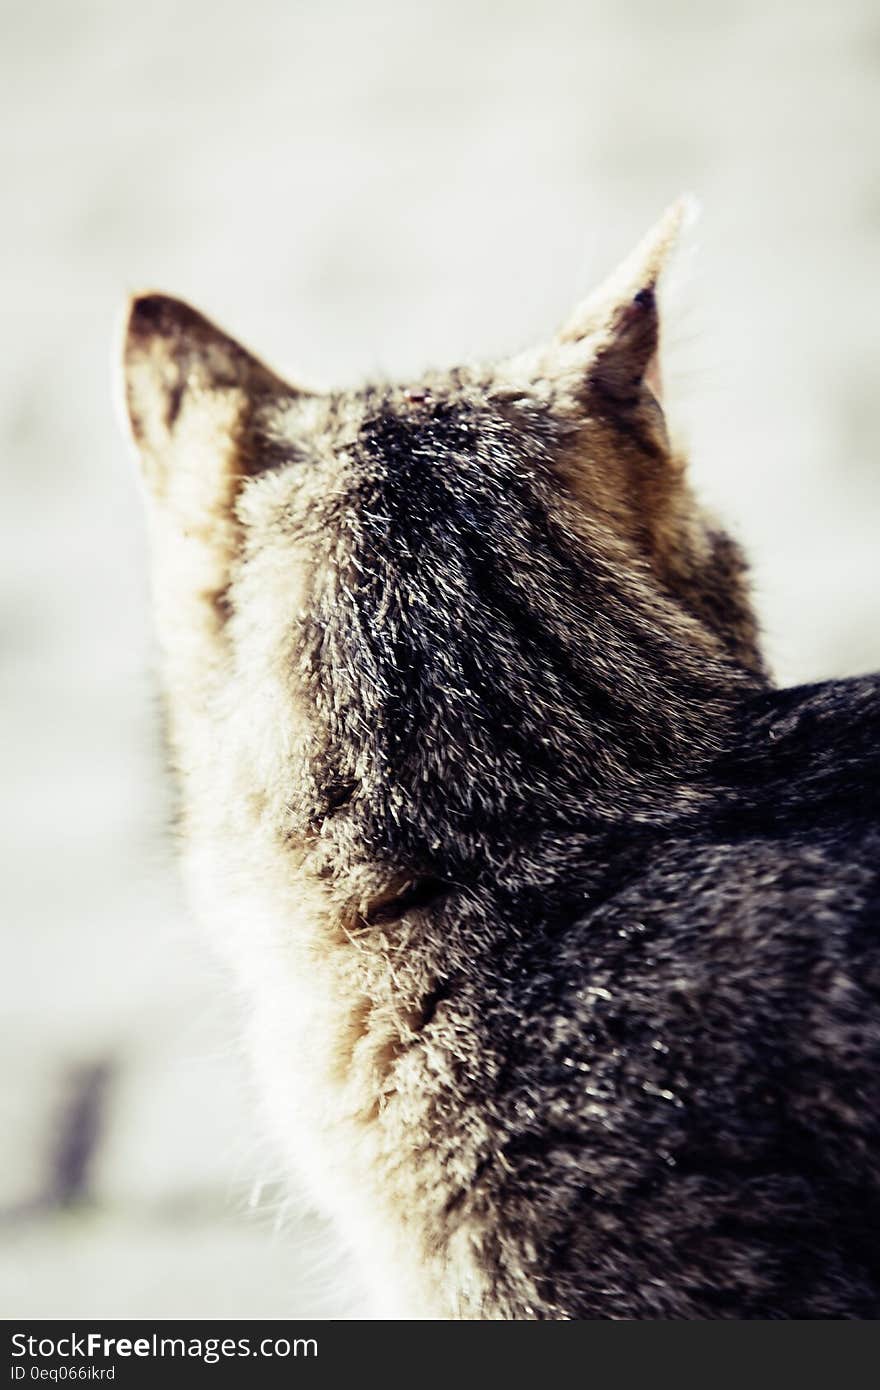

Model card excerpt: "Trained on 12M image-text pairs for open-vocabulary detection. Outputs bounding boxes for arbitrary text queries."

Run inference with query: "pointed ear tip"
[123,291,203,352]
[665,192,701,236]
[633,194,701,289]
[651,194,701,260]
[116,293,200,444]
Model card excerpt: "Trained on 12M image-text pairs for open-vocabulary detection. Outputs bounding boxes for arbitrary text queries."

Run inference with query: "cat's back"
[434,674,880,1317]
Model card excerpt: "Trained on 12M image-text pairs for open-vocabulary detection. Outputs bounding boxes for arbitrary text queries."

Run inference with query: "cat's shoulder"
[714,671,880,823]
[743,670,880,747]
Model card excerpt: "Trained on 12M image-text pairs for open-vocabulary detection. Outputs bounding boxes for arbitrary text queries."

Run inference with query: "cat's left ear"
[120,293,293,504]
[502,198,692,416]
[118,295,301,659]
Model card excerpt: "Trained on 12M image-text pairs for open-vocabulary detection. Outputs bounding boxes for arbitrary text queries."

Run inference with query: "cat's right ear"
[496,199,693,435]
[120,293,293,510]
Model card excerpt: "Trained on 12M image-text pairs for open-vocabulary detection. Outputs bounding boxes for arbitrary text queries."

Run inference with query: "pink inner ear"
[644,352,663,402]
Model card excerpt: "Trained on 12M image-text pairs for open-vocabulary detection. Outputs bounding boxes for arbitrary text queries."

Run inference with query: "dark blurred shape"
[49,1061,114,1207]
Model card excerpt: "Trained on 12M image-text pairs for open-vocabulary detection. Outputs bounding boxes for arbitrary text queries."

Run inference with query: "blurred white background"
[2,0,878,1318]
